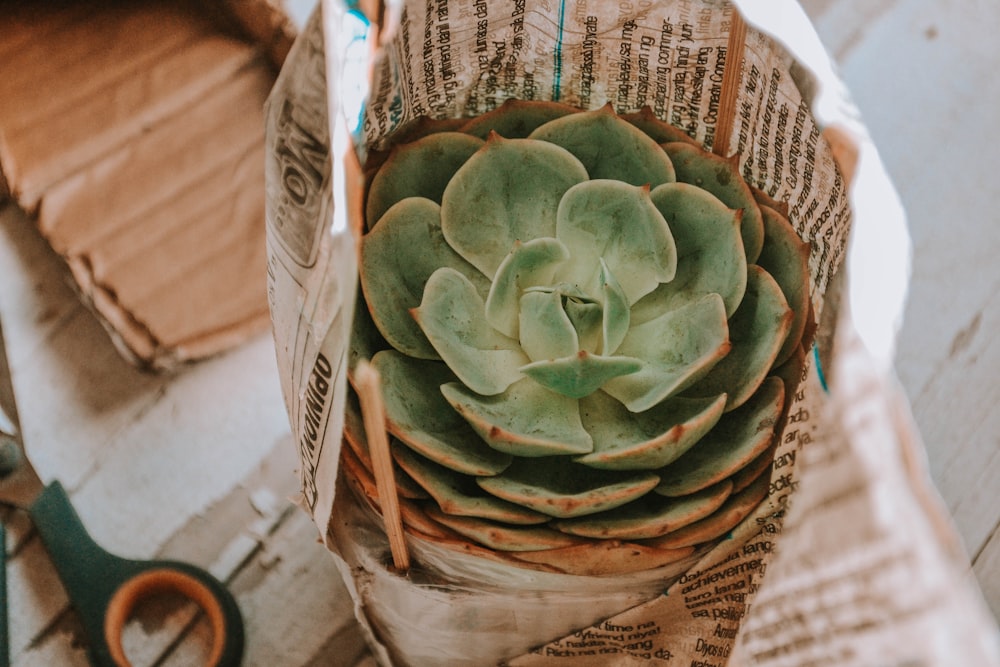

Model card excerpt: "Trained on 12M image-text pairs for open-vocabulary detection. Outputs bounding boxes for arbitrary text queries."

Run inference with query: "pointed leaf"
[642,472,770,549]
[477,457,660,519]
[391,444,546,524]
[520,351,641,399]
[485,237,570,338]
[441,135,588,277]
[530,104,676,186]
[757,204,812,366]
[518,290,579,362]
[555,180,676,303]
[599,259,630,355]
[413,268,529,396]
[512,541,696,576]
[685,266,792,411]
[424,505,587,552]
[366,132,484,227]
[656,376,784,496]
[361,198,490,359]
[553,480,732,540]
[563,295,603,354]
[371,350,512,475]
[339,442,432,514]
[575,391,727,470]
[341,389,430,500]
[630,182,747,325]
[621,106,699,145]
[603,294,731,412]
[460,98,578,138]
[349,288,385,373]
[663,141,764,263]
[441,378,593,456]
[377,116,467,144]
[729,442,778,494]
[770,344,806,415]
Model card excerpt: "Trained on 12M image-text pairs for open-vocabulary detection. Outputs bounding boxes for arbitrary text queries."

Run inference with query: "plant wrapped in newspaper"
[348,100,811,574]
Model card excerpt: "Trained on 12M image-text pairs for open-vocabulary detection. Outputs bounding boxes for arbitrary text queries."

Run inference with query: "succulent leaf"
[360,198,490,359]
[729,442,778,493]
[575,391,727,470]
[630,182,747,324]
[366,132,485,227]
[685,266,792,411]
[413,268,529,396]
[563,296,603,354]
[424,505,588,552]
[372,350,512,475]
[441,135,588,277]
[476,457,661,519]
[512,541,696,576]
[770,343,807,415]
[621,106,699,146]
[517,289,580,362]
[554,180,677,304]
[349,290,384,373]
[656,376,784,496]
[391,443,547,524]
[663,141,765,263]
[341,390,431,500]
[757,204,812,366]
[552,480,733,540]
[520,351,642,399]
[485,238,570,339]
[529,104,676,186]
[599,259,630,355]
[441,379,594,457]
[460,98,578,139]
[602,294,731,412]
[641,472,770,549]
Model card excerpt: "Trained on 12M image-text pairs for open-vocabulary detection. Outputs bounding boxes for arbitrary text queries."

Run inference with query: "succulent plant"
[346,100,810,572]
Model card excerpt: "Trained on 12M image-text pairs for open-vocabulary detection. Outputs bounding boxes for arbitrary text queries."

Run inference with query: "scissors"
[0,318,244,666]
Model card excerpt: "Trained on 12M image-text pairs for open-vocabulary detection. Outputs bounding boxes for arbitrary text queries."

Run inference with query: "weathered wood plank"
[0,202,82,368]
[3,330,292,659]
[800,0,1000,621]
[914,281,1000,557]
[6,416,313,666]
[6,538,82,666]
[1,199,344,664]
[116,437,306,665]
[974,528,1000,621]
[162,508,365,666]
[798,0,900,60]
[62,336,291,557]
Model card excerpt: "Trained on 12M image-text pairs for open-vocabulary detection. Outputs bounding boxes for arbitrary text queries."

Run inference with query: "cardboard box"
[0,0,296,369]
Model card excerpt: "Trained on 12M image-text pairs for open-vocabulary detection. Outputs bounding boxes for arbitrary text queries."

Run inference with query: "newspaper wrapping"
[263,0,1000,665]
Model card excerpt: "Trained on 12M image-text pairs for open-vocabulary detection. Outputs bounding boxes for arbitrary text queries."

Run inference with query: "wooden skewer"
[354,360,411,572]
[712,7,748,157]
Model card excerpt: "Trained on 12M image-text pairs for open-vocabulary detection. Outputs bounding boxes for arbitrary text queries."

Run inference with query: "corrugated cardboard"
[0,0,295,369]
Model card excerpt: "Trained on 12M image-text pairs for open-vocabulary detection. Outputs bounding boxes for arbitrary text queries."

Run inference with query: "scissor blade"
[0,318,44,510]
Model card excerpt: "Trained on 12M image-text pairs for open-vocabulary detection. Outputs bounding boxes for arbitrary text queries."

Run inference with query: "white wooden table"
[0,197,373,665]
[798,0,1000,626]
[2,0,997,665]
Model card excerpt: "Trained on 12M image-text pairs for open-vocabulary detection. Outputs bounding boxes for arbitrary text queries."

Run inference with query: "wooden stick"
[713,7,748,157]
[353,361,410,572]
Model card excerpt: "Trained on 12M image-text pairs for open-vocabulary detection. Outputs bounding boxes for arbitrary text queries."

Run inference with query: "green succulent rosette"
[349,100,811,573]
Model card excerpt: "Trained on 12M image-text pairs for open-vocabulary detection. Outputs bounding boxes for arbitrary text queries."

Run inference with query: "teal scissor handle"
[28,482,244,667]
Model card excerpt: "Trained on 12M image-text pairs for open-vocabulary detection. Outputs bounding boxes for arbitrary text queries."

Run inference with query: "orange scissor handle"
[105,567,231,667]
[29,482,244,667]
